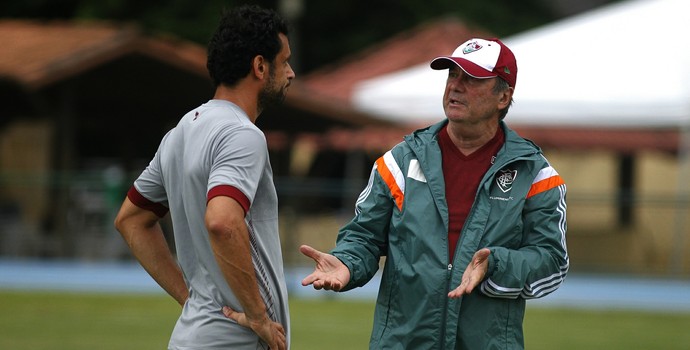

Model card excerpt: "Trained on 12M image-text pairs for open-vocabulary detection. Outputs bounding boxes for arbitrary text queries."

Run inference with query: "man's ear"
[498,87,514,109]
[251,55,268,80]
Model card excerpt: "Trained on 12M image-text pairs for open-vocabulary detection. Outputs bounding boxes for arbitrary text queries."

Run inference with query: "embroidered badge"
[462,41,483,54]
[496,169,517,193]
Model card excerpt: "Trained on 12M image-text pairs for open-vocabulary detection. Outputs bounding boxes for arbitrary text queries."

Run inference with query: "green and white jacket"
[331,120,568,350]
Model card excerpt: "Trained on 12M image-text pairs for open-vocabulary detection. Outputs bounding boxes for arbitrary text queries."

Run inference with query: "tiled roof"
[0,17,486,133]
[0,19,669,152]
[301,17,490,103]
[0,19,396,134]
[0,19,207,90]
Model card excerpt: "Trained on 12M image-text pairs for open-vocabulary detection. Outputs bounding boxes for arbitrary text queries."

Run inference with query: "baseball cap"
[430,38,517,89]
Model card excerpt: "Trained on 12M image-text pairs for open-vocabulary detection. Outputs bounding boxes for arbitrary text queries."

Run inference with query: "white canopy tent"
[352,0,690,129]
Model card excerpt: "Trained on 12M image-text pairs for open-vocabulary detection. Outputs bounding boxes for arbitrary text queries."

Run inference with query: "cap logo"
[503,66,511,75]
[462,41,483,55]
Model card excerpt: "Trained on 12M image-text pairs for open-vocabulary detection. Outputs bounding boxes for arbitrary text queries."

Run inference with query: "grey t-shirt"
[132,99,289,349]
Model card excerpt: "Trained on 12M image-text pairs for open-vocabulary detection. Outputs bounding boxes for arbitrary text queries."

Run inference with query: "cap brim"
[429,57,497,79]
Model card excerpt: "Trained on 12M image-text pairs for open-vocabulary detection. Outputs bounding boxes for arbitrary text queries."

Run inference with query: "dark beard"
[258,82,286,113]
[258,85,285,111]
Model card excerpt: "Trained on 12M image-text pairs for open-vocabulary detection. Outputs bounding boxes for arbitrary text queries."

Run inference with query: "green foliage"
[297,0,555,72]
[1,0,279,45]
[1,290,689,350]
[0,0,81,18]
[72,0,271,44]
[0,0,629,72]
[1,0,559,73]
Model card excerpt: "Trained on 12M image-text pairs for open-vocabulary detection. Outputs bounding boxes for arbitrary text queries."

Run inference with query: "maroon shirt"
[438,125,505,262]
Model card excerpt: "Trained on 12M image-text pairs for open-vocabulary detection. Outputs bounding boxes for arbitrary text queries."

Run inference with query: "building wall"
[546,149,690,275]
[0,119,53,255]
[1,119,688,275]
[0,119,52,223]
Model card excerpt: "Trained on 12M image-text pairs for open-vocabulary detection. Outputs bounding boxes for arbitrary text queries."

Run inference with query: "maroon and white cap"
[430,38,517,89]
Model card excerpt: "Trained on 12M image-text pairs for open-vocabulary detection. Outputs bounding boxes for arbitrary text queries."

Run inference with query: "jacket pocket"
[371,265,398,346]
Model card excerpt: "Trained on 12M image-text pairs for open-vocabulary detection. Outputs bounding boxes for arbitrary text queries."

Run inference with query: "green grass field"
[1,290,689,349]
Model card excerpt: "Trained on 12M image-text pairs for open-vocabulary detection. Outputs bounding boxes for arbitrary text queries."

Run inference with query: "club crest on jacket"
[496,169,517,193]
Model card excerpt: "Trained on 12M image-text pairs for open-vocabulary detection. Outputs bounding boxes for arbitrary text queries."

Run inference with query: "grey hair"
[493,78,513,120]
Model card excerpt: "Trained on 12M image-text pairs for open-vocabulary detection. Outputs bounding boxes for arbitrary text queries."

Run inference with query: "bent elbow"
[113,211,126,233]
[205,215,245,240]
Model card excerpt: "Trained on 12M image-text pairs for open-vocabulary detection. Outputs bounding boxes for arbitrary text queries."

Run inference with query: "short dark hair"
[206,5,289,87]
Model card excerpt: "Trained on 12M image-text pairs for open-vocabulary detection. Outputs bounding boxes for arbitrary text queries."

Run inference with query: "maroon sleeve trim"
[127,186,169,218]
[208,185,250,214]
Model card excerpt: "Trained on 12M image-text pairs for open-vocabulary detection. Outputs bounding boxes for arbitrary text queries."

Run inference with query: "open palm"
[300,244,351,291]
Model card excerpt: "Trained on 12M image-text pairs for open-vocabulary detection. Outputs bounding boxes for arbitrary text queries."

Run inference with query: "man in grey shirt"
[114,5,295,350]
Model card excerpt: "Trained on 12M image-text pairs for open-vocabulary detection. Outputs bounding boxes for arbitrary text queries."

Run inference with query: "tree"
[1,0,617,73]
[295,0,555,72]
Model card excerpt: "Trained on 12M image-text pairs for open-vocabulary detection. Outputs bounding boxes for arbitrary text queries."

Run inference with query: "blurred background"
[1,0,690,295]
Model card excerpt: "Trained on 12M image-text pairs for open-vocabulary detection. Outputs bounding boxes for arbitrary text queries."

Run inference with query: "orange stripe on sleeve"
[527,175,565,199]
[376,156,404,211]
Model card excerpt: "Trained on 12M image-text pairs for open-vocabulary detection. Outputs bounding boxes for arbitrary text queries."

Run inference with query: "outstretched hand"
[222,306,286,350]
[299,244,351,291]
[448,248,491,299]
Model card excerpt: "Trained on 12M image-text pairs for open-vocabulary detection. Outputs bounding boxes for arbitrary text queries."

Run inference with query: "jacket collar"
[405,119,541,160]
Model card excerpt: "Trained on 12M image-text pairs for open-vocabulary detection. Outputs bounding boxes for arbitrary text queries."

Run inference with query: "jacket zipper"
[439,154,534,349]
[439,262,453,349]
[406,127,539,348]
